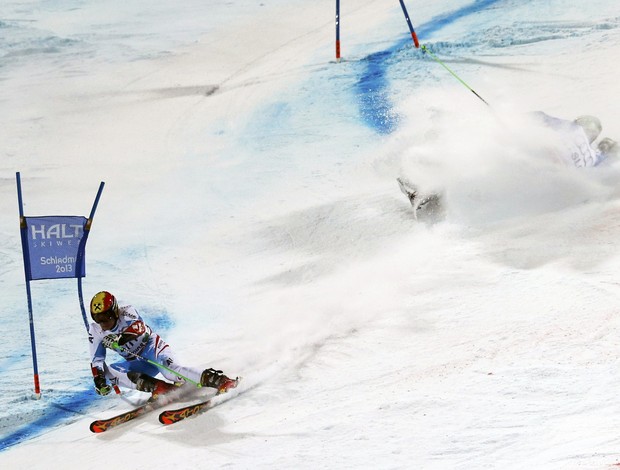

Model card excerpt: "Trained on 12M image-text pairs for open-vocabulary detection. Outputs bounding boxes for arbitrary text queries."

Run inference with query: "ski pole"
[420,44,490,107]
[106,340,202,388]
[397,5,489,107]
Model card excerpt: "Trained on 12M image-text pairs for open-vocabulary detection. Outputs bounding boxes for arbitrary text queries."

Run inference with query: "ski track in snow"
[1,0,620,468]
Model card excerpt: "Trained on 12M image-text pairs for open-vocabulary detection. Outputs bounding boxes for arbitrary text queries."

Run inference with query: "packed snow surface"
[2,0,620,468]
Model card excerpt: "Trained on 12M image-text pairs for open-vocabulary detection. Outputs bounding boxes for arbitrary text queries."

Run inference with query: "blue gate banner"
[24,215,87,280]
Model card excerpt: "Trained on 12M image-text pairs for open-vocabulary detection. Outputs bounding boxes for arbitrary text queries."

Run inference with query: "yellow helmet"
[90,291,119,324]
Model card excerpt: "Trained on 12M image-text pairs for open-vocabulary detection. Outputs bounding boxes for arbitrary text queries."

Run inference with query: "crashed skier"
[529,113,618,167]
[398,113,619,219]
[88,291,237,400]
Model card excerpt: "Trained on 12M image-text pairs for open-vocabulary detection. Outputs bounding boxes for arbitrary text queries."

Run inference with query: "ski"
[158,399,212,425]
[90,402,154,433]
[90,378,241,431]
[159,377,241,425]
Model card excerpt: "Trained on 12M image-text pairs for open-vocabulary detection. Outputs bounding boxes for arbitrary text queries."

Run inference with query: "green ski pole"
[421,44,490,107]
[105,339,202,388]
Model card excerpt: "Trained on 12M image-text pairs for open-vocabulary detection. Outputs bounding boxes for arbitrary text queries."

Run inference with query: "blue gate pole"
[398,0,420,48]
[76,181,105,330]
[336,0,341,60]
[16,172,41,399]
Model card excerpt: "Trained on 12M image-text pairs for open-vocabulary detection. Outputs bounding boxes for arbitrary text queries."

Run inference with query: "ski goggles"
[93,311,116,324]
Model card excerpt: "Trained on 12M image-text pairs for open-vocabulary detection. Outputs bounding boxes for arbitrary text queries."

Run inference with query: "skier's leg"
[107,360,159,390]
[146,335,236,392]
[148,339,203,384]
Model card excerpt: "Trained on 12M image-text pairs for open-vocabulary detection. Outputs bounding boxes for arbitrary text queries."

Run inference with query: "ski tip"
[90,422,106,433]
[158,399,212,425]
[158,415,175,425]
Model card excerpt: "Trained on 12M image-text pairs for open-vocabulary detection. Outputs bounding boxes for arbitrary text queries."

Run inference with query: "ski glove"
[95,383,112,396]
[102,334,121,350]
[92,367,111,396]
[102,322,147,350]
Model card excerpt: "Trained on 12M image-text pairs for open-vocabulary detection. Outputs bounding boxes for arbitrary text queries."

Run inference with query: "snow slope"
[2,0,620,468]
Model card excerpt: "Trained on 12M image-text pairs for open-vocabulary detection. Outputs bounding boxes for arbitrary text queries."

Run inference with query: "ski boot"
[397,177,444,222]
[397,177,418,207]
[200,368,238,394]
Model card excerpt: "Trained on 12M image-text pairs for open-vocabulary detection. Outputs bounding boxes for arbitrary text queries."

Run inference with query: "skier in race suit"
[530,112,618,167]
[398,113,619,217]
[88,291,237,399]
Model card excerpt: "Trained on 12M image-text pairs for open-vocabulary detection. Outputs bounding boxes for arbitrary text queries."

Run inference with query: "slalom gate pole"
[420,44,490,107]
[110,342,202,388]
[335,0,341,60]
[76,181,105,330]
[398,0,420,48]
[16,172,41,399]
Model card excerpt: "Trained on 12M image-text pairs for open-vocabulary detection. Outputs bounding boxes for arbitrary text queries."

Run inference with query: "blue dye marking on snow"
[418,0,503,38]
[355,0,503,134]
[355,50,399,135]
[0,355,26,374]
[0,389,92,452]
[144,309,175,332]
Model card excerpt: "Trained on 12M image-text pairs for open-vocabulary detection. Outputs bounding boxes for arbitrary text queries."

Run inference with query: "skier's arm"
[88,325,107,366]
[91,365,112,396]
[88,325,111,395]
[99,320,149,351]
[118,320,148,345]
